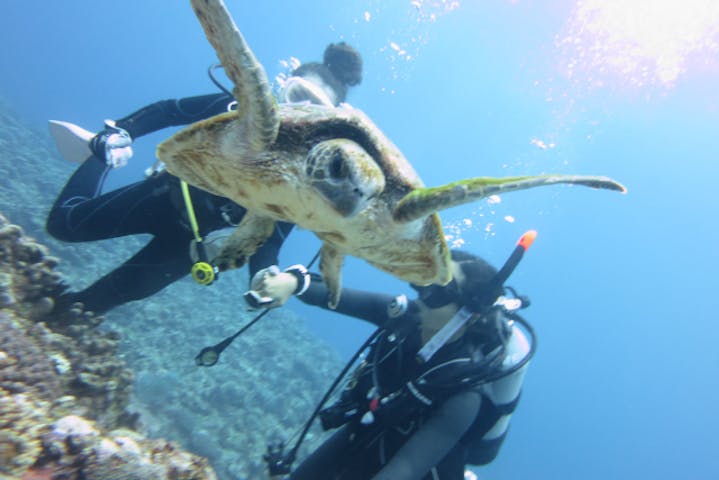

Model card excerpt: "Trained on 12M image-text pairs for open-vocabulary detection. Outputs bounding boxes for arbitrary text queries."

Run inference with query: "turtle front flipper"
[190,0,279,151]
[213,211,276,271]
[319,243,345,309]
[393,174,627,222]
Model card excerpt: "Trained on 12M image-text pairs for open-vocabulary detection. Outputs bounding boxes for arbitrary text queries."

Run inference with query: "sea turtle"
[158,0,626,308]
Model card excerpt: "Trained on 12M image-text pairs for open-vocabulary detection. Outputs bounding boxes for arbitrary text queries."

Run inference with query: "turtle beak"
[307,139,385,217]
[322,184,374,216]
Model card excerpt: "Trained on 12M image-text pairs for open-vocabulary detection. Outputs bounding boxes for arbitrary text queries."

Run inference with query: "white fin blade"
[48,120,94,163]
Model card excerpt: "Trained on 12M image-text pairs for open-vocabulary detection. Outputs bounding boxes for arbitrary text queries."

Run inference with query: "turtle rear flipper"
[393,174,627,223]
[214,211,276,271]
[319,243,345,309]
[191,0,279,151]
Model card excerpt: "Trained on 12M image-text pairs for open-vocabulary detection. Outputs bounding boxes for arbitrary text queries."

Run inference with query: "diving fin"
[48,120,94,163]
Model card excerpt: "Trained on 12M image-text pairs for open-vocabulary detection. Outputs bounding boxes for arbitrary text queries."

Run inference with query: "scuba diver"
[246,233,537,479]
[45,42,363,315]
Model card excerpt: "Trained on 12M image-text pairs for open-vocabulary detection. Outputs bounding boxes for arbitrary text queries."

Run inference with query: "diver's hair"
[292,62,348,104]
[323,42,363,87]
[451,250,505,312]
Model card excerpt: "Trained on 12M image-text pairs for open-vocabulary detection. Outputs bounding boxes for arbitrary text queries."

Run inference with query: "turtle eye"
[329,152,347,179]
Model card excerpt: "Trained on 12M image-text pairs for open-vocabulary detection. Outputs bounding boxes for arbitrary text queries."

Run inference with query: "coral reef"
[0,212,216,479]
[25,415,216,480]
[0,388,48,476]
[0,213,132,429]
[0,219,63,316]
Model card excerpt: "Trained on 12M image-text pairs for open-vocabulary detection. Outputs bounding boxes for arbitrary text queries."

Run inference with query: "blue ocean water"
[2,1,718,479]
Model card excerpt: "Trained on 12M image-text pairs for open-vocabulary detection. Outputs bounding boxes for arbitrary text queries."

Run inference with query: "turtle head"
[305,139,385,216]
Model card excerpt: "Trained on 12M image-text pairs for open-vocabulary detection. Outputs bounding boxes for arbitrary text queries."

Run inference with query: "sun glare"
[557,0,719,89]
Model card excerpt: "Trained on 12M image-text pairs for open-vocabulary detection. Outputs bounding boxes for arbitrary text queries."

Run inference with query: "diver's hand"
[89,120,133,168]
[245,266,298,309]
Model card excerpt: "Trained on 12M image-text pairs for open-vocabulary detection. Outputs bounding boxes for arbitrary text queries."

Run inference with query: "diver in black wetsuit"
[46,42,363,315]
[249,243,536,480]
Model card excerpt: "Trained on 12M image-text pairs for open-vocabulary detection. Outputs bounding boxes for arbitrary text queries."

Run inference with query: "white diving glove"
[244,265,310,309]
[90,119,133,169]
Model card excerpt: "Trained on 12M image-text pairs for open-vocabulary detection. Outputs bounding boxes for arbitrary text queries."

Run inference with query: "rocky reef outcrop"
[0,216,131,429]
[0,213,217,479]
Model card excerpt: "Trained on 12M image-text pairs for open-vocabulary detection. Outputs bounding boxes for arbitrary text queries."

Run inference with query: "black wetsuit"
[46,94,293,314]
[290,275,523,480]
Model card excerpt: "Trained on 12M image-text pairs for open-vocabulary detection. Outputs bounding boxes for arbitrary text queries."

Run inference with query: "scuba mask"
[281,75,336,107]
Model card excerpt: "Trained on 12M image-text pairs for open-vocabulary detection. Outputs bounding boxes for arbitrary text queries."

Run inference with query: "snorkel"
[491,230,536,290]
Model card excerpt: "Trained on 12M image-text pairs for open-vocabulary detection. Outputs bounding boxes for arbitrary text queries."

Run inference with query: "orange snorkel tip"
[491,230,538,288]
[517,230,537,251]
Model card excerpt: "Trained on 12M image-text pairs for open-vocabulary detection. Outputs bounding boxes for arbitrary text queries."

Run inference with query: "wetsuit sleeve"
[248,222,294,277]
[113,93,233,139]
[296,274,396,327]
[371,390,482,480]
